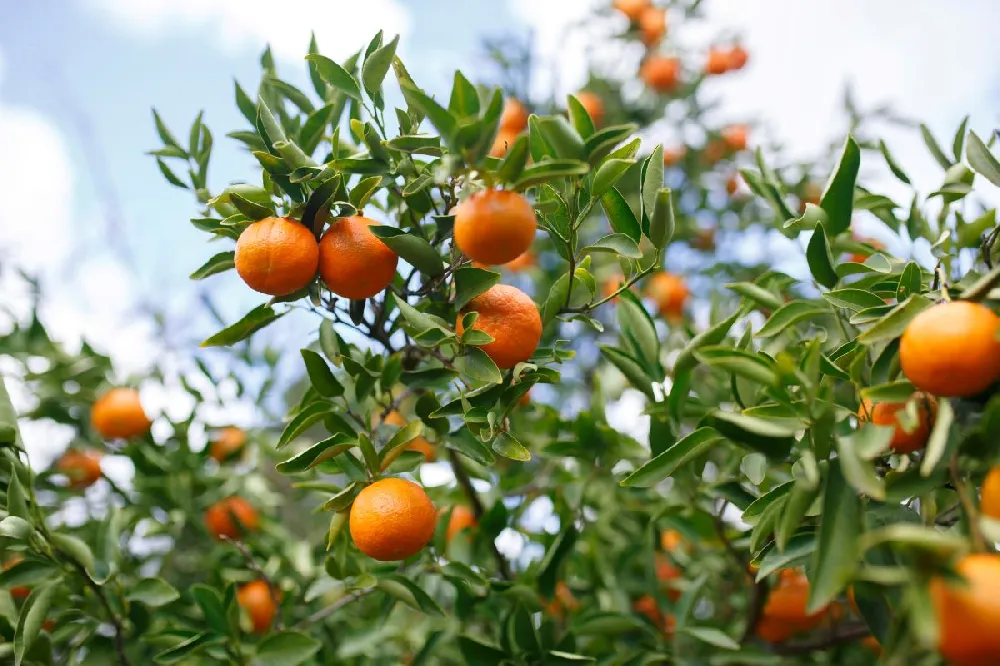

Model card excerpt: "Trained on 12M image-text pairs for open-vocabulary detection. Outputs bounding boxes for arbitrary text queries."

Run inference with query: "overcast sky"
[2,0,999,468]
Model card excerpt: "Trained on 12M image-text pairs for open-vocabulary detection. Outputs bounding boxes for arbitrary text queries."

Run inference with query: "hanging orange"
[640,55,681,93]
[638,7,667,46]
[209,426,247,463]
[931,554,1000,665]
[237,580,278,633]
[205,497,260,540]
[453,190,537,266]
[91,387,150,440]
[456,284,542,369]
[575,91,605,128]
[446,505,477,543]
[56,449,103,489]
[318,216,399,300]
[857,393,936,454]
[234,217,319,296]
[349,478,436,561]
[499,98,529,133]
[647,272,689,321]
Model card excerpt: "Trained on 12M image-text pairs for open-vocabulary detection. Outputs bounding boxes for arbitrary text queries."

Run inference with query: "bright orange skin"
[446,505,478,543]
[980,467,1000,519]
[640,56,681,93]
[490,128,520,158]
[931,554,1000,666]
[237,580,277,634]
[900,301,1000,397]
[656,554,682,601]
[576,91,605,128]
[205,497,259,540]
[647,272,689,321]
[500,98,529,133]
[858,393,936,454]
[638,7,667,46]
[454,190,537,266]
[728,45,749,70]
[614,0,650,21]
[702,138,728,165]
[722,124,749,152]
[634,595,675,634]
[705,48,729,75]
[385,411,436,462]
[234,217,319,297]
[209,427,246,463]
[456,284,542,369]
[5,558,30,599]
[91,387,150,440]
[756,570,829,643]
[504,251,535,273]
[519,391,531,407]
[726,173,741,196]
[350,478,436,561]
[662,146,686,166]
[660,529,684,551]
[544,581,580,618]
[57,449,103,489]
[318,216,399,300]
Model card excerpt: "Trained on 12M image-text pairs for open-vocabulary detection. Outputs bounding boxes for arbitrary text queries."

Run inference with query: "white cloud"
[88,0,413,63]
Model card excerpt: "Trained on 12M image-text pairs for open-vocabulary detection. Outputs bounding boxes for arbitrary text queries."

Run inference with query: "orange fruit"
[705,47,729,75]
[690,227,716,251]
[350,478,436,561]
[42,619,55,632]
[518,391,531,407]
[234,217,319,297]
[91,387,150,440]
[727,45,749,70]
[56,449,103,489]
[702,138,727,165]
[662,146,686,167]
[756,569,829,643]
[454,190,537,266]
[237,580,278,634]
[722,124,749,152]
[726,173,741,196]
[446,505,478,543]
[575,91,605,128]
[980,467,1000,519]
[857,393,936,454]
[647,272,689,321]
[655,554,682,601]
[544,581,580,618]
[4,557,30,600]
[385,410,436,462]
[456,284,542,369]
[638,7,667,46]
[209,427,246,463]
[500,98,529,133]
[634,594,664,625]
[490,128,520,158]
[640,55,681,93]
[504,251,535,273]
[660,529,684,551]
[603,275,626,302]
[930,554,1000,665]
[205,497,260,540]
[900,301,1000,397]
[318,216,399,300]
[614,0,650,21]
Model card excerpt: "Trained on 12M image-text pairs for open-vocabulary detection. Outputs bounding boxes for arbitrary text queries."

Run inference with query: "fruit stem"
[950,453,987,553]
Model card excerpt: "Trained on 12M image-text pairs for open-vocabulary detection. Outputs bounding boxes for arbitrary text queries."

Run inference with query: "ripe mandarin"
[980,467,1000,519]
[728,45,749,70]
[857,393,936,454]
[705,47,729,75]
[453,190,537,266]
[205,497,259,540]
[237,580,278,634]
[930,554,1000,666]
[756,569,828,643]
[640,55,681,93]
[349,478,436,561]
[638,7,667,46]
[446,505,477,543]
[722,124,749,152]
[456,284,542,369]
[647,272,689,321]
[209,426,246,463]
[900,301,1000,397]
[318,216,399,300]
[490,128,520,158]
[91,387,150,440]
[234,217,319,296]
[504,251,535,273]
[614,0,650,21]
[500,98,530,133]
[57,449,103,489]
[662,146,686,167]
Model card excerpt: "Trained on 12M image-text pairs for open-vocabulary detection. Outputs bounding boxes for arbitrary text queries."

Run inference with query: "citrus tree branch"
[448,449,512,580]
[767,622,871,655]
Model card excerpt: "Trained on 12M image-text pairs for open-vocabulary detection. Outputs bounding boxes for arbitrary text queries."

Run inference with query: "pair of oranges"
[613,0,667,47]
[704,45,749,75]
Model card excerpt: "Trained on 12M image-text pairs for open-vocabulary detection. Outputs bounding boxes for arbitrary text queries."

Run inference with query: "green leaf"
[681,627,739,651]
[674,308,743,374]
[920,123,952,169]
[254,631,322,666]
[592,158,635,198]
[277,433,356,474]
[512,159,590,191]
[362,35,399,99]
[536,116,586,161]
[301,349,343,398]
[566,94,596,139]
[190,251,235,280]
[836,434,886,500]
[857,294,933,345]
[708,411,796,460]
[14,582,56,665]
[497,134,530,184]
[191,584,228,634]
[456,347,502,384]
[201,305,282,347]
[154,633,222,664]
[897,262,923,301]
[599,346,654,399]
[367,226,444,276]
[621,428,722,487]
[265,77,315,114]
[320,481,361,511]
[378,575,444,615]
[458,636,507,665]
[276,401,334,450]
[694,347,778,386]
[642,146,665,222]
[305,55,361,100]
[879,139,911,184]
[957,208,996,249]
[349,176,383,211]
[584,124,639,164]
[537,525,578,597]
[454,266,501,311]
[492,432,531,462]
[447,71,480,118]
[822,288,887,312]
[776,481,820,551]
[126,578,180,607]
[807,459,861,614]
[756,301,830,338]
[806,222,838,288]
[819,136,861,235]
[385,134,442,155]
[378,421,424,469]
[726,282,783,311]
[616,292,659,372]
[156,158,188,189]
[648,187,674,249]
[152,108,182,149]
[257,98,288,146]
[967,130,1000,188]
[357,432,379,474]
[580,233,642,259]
[230,192,275,221]
[600,188,641,242]
[920,398,953,477]
[6,473,28,520]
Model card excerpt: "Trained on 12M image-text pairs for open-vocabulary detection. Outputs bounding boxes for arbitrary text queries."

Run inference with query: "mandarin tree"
[4,1,1000,665]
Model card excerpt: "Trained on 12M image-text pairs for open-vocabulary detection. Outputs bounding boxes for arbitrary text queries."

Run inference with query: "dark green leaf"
[879,139,911,184]
[920,123,952,169]
[362,35,399,99]
[857,294,933,345]
[190,251,235,280]
[648,187,674,249]
[806,222,838,288]
[306,55,362,100]
[621,428,723,487]
[254,631,322,666]
[454,267,501,311]
[126,578,180,607]
[367,226,444,276]
[967,130,1000,188]
[820,136,861,235]
[301,349,343,398]
[807,459,861,613]
[201,305,282,347]
[456,348,502,384]
[581,233,642,259]
[600,188,641,242]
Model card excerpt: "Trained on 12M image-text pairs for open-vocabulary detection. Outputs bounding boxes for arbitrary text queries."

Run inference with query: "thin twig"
[711,501,748,568]
[448,449,512,580]
[221,536,285,630]
[767,622,871,655]
[740,578,769,644]
[303,586,376,625]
